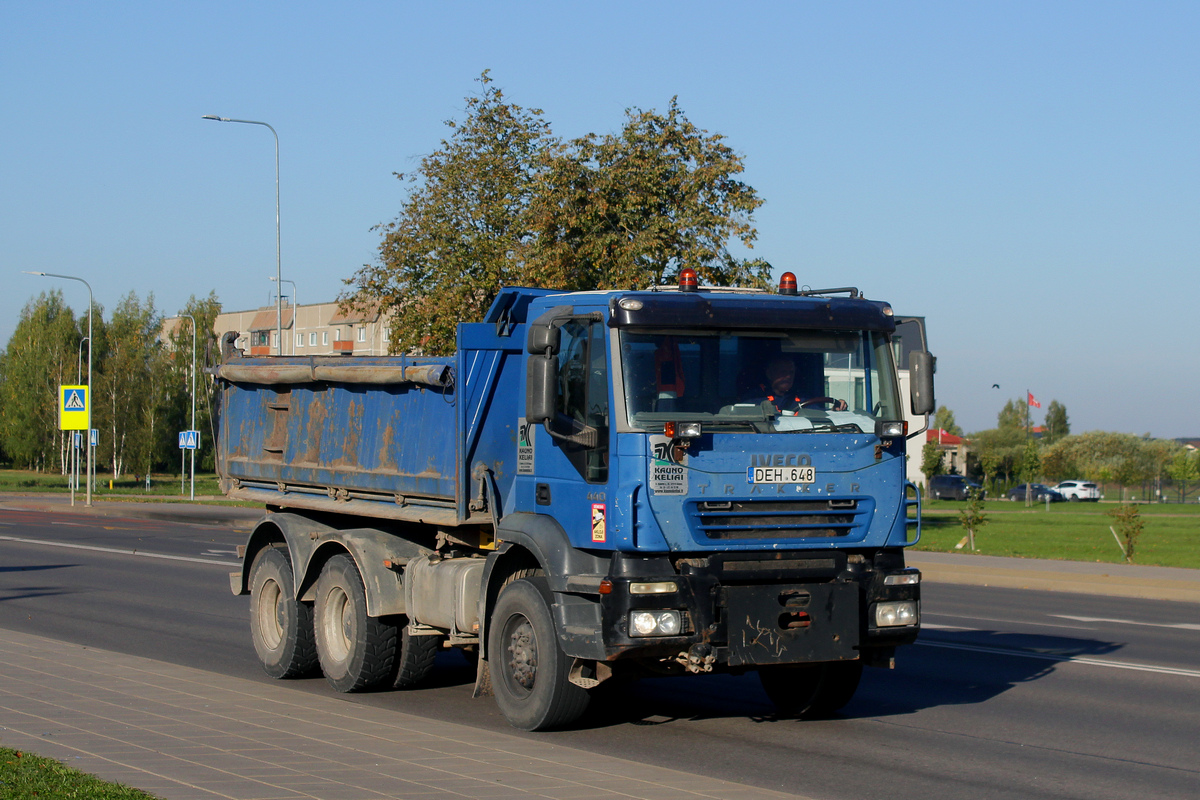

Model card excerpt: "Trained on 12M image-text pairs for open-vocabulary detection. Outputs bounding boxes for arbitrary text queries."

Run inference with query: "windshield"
[619,328,902,434]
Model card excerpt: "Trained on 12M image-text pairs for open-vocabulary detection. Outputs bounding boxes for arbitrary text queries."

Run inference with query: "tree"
[0,291,83,471]
[347,73,769,355]
[997,398,1029,431]
[958,490,988,551]
[163,293,223,472]
[1106,504,1143,564]
[921,439,945,483]
[347,71,557,355]
[1043,400,1069,444]
[94,292,162,479]
[1166,448,1200,503]
[526,98,767,290]
[933,406,963,437]
[1016,440,1042,505]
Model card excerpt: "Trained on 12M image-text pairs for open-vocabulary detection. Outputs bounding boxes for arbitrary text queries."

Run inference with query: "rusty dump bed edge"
[226,484,486,527]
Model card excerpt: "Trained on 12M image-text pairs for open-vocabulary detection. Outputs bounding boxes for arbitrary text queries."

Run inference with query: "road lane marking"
[0,534,238,566]
[917,639,1200,678]
[1050,614,1200,631]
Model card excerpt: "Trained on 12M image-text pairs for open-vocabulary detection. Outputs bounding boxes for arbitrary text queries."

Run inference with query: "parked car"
[929,474,985,500]
[1053,480,1101,502]
[1005,483,1065,502]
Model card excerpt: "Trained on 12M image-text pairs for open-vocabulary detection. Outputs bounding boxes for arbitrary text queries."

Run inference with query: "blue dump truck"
[220,272,935,731]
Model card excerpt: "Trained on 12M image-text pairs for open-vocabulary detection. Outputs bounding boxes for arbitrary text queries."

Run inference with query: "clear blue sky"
[3,1,1197,438]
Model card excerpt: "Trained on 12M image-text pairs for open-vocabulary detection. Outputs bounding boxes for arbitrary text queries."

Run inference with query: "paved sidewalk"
[0,629,810,800]
[906,550,1200,603]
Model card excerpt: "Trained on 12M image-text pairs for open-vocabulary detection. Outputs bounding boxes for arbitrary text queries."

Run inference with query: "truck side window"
[555,321,609,483]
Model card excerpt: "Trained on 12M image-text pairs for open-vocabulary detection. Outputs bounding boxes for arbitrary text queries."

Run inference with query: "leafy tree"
[997,398,1029,431]
[921,439,946,484]
[958,490,988,551]
[970,426,1025,490]
[1106,504,1143,564]
[347,73,768,355]
[933,406,963,437]
[94,292,162,479]
[0,291,83,471]
[1166,448,1200,503]
[526,98,766,290]
[163,293,223,472]
[1015,440,1042,505]
[1040,437,1078,483]
[347,71,557,355]
[1043,400,1069,443]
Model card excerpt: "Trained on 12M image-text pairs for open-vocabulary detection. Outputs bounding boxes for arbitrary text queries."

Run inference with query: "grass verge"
[0,469,222,498]
[0,747,161,799]
[915,499,1200,569]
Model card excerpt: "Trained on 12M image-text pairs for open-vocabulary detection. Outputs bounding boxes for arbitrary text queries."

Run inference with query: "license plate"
[747,466,816,484]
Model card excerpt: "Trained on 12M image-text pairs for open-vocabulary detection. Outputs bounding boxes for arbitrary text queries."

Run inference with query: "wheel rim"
[321,586,352,663]
[503,614,538,696]
[255,577,284,650]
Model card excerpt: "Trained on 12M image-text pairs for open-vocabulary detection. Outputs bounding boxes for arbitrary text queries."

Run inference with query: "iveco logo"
[749,453,813,467]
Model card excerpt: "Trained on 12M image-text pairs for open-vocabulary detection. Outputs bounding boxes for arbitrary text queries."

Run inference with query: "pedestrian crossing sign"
[59,385,88,430]
[178,430,200,450]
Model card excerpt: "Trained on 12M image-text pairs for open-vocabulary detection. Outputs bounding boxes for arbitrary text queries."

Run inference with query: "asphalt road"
[2,504,1198,800]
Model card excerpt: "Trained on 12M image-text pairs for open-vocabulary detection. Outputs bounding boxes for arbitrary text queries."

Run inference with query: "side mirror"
[909,351,935,416]
[526,355,557,424]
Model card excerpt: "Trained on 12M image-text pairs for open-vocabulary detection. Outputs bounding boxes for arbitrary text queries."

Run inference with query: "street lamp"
[202,114,282,355]
[270,276,297,354]
[179,314,197,500]
[24,271,93,507]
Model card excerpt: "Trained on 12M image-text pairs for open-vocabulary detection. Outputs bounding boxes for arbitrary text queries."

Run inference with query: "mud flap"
[725,582,859,666]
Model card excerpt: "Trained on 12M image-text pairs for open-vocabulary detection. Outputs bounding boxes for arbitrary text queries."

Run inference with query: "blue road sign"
[179,430,200,450]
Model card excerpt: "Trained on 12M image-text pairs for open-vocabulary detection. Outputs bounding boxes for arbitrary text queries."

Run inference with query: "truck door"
[535,319,615,548]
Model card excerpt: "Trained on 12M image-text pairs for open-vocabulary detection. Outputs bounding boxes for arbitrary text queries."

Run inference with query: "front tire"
[249,546,317,679]
[759,661,863,718]
[313,554,397,692]
[489,577,589,731]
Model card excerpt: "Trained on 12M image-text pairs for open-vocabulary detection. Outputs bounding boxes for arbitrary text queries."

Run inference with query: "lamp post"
[179,314,197,500]
[270,276,297,354]
[202,115,282,355]
[73,336,89,500]
[24,271,93,507]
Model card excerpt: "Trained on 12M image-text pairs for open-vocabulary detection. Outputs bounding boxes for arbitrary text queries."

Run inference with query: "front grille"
[691,499,864,540]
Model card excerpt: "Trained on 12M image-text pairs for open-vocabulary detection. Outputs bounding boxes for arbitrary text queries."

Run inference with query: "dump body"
[220,284,934,731]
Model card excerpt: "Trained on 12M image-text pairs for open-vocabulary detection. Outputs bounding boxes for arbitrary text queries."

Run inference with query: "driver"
[753,356,847,413]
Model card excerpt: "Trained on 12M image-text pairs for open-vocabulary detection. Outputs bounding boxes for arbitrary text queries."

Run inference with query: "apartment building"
[165,299,391,357]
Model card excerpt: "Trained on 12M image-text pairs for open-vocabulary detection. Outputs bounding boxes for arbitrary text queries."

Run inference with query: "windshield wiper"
[788,422,864,434]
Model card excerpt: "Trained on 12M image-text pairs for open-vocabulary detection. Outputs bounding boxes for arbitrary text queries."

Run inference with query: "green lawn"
[915,498,1200,569]
[0,468,222,498]
[0,747,161,799]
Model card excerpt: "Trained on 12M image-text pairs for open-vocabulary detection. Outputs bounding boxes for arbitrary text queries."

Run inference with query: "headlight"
[874,601,918,627]
[629,610,682,637]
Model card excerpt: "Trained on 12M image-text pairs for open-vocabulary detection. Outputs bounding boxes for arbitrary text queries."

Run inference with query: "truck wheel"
[249,546,317,679]
[489,577,589,731]
[314,554,397,692]
[759,661,863,719]
[393,626,440,689]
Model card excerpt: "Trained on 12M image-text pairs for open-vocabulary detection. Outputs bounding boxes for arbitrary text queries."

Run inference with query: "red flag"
[1028,392,1041,409]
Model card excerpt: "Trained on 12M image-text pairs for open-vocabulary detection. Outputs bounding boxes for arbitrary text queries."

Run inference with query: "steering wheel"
[799,396,844,410]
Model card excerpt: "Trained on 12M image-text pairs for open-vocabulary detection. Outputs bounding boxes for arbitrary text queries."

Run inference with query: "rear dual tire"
[249,546,318,679]
[313,554,397,692]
